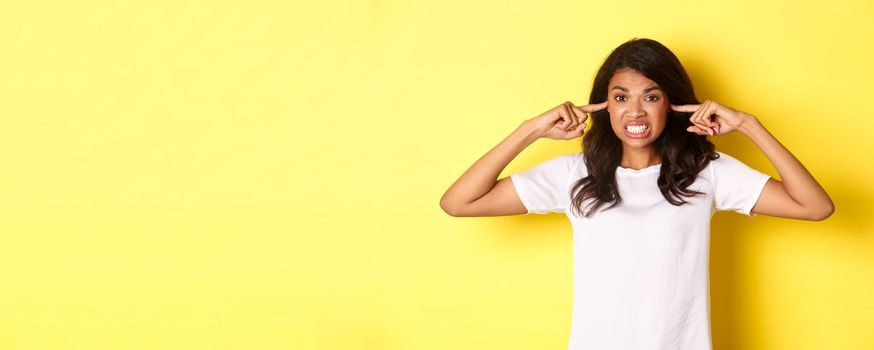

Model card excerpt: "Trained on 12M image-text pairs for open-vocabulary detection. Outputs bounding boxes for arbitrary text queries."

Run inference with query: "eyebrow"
[610,86,663,93]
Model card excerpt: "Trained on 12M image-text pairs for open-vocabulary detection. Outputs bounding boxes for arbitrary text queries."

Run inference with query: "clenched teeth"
[625,124,649,134]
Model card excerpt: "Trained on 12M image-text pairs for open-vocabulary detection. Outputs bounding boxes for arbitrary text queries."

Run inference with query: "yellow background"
[1,0,872,349]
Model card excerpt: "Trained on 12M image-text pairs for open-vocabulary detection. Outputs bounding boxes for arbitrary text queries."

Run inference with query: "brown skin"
[441,72,834,221]
[673,101,834,220]
[607,68,669,169]
[437,100,606,217]
[528,100,607,140]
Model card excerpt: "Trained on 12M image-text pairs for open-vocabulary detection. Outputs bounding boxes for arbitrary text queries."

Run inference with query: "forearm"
[441,121,542,206]
[738,115,834,211]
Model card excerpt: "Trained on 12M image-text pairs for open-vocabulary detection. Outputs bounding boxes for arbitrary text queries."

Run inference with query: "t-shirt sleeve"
[509,153,577,215]
[710,151,772,217]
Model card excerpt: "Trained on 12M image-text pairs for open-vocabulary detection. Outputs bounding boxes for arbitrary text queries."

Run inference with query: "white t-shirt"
[510,151,771,350]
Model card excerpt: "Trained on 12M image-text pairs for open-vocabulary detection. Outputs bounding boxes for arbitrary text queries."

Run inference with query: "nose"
[626,100,646,118]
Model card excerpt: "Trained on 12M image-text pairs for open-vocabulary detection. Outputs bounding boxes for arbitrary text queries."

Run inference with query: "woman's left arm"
[674,100,835,221]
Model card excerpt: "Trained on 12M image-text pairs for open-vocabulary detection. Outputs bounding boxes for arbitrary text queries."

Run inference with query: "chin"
[623,140,656,149]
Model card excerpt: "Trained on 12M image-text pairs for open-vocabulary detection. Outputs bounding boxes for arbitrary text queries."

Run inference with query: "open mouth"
[625,124,649,134]
[624,122,650,137]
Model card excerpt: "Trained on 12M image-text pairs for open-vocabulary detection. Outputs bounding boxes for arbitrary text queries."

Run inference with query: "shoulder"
[511,152,583,182]
[560,151,585,171]
[707,151,751,171]
[557,151,584,168]
[562,151,587,180]
[705,151,768,182]
[534,151,583,169]
[531,152,586,180]
[697,151,740,183]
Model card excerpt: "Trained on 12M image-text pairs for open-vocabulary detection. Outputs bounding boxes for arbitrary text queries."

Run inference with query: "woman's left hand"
[671,100,754,136]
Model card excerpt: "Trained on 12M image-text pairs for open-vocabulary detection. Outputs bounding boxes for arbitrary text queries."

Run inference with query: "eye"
[645,95,660,102]
[614,95,626,102]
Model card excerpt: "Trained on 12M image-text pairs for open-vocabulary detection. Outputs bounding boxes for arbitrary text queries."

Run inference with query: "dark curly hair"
[570,38,719,218]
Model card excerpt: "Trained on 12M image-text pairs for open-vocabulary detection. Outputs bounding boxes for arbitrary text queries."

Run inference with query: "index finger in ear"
[671,104,700,113]
[577,101,608,113]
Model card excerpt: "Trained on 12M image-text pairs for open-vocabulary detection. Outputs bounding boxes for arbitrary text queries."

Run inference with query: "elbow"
[440,197,462,217]
[807,201,835,221]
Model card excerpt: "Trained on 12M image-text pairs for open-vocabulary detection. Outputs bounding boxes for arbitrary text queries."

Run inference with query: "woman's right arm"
[439,101,605,217]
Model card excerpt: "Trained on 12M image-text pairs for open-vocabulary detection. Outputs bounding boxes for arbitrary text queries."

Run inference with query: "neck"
[620,147,661,170]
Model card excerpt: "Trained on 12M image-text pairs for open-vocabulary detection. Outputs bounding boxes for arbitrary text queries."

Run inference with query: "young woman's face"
[606,68,669,150]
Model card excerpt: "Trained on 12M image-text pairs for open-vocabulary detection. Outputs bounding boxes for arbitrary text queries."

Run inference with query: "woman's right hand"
[527,101,608,140]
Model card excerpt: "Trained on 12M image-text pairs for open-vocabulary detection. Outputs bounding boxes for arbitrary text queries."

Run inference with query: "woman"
[439,38,834,349]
